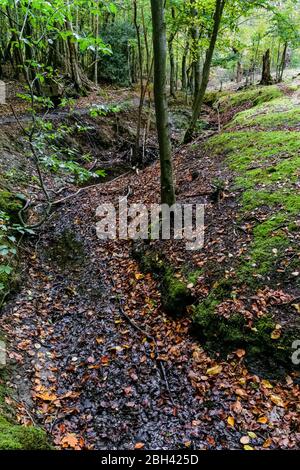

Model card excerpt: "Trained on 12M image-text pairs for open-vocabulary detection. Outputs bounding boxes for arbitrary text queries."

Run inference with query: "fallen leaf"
[227,416,235,427]
[244,445,254,451]
[101,356,109,365]
[36,391,58,402]
[206,365,222,375]
[235,349,246,358]
[261,379,273,389]
[235,388,247,398]
[134,442,144,449]
[270,394,285,407]
[257,416,268,424]
[135,273,144,280]
[61,433,79,449]
[263,437,272,448]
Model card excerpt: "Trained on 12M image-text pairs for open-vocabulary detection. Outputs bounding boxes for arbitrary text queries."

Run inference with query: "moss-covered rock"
[0,416,51,450]
[0,191,23,217]
[193,288,299,366]
[133,244,193,315]
[161,268,193,315]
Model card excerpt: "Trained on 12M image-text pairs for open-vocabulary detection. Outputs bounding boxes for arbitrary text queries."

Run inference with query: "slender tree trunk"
[133,0,145,164]
[236,61,243,83]
[181,41,189,90]
[65,19,84,93]
[184,0,225,144]
[279,42,288,82]
[150,0,175,206]
[168,7,176,99]
[260,49,273,85]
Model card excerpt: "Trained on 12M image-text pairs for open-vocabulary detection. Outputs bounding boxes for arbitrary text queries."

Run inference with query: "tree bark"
[150,0,175,206]
[168,7,176,99]
[184,0,225,144]
[279,42,288,82]
[260,49,273,85]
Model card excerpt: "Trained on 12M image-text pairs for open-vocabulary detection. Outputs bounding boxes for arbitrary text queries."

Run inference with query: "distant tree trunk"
[181,41,189,90]
[260,49,273,85]
[65,20,88,93]
[236,61,243,83]
[184,0,225,144]
[150,0,175,206]
[278,42,288,82]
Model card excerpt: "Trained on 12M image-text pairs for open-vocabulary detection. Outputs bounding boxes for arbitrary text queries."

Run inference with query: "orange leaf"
[61,433,79,449]
[135,442,144,449]
[36,391,58,402]
[257,416,268,424]
[227,416,235,427]
[235,349,246,358]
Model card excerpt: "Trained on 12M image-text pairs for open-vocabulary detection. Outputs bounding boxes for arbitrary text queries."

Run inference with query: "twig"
[52,171,132,206]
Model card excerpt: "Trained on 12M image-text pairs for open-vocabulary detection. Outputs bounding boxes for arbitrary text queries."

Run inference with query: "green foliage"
[99,21,135,86]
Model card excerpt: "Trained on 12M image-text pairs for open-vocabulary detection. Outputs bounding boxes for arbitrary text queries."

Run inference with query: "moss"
[0,191,23,216]
[218,85,283,112]
[203,90,228,106]
[161,268,193,315]
[133,245,193,315]
[231,107,300,129]
[0,372,51,450]
[193,292,298,365]
[208,130,300,172]
[0,416,51,450]
[186,269,203,285]
[227,97,296,129]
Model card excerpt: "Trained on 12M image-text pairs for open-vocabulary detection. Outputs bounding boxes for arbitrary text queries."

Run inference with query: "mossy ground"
[0,372,51,450]
[204,85,284,112]
[194,85,300,365]
[227,96,300,129]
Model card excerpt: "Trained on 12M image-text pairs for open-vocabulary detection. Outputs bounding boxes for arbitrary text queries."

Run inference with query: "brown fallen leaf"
[61,433,79,449]
[235,349,246,358]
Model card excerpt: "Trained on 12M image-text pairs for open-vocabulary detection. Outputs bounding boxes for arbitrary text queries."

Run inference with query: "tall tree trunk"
[168,7,176,99]
[279,42,288,82]
[184,0,225,144]
[150,0,175,206]
[65,20,84,93]
[189,0,201,102]
[181,41,188,90]
[260,49,273,85]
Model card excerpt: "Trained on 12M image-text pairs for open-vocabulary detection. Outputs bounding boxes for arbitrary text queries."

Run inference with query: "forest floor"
[0,80,299,450]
